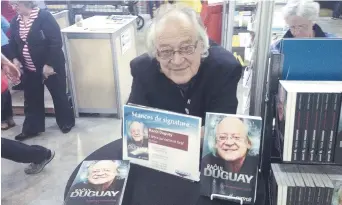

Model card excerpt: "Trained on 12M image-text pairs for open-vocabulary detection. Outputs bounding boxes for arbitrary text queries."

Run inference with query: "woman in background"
[8,1,75,141]
[272,0,334,51]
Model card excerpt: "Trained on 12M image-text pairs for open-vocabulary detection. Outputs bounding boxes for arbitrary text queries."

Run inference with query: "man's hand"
[42,64,56,80]
[1,54,21,82]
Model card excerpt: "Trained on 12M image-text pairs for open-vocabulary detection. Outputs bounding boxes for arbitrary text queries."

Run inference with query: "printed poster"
[123,104,202,181]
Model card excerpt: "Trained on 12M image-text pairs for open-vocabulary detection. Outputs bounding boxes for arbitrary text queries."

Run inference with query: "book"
[276,81,342,163]
[64,160,130,205]
[122,104,202,181]
[200,113,262,204]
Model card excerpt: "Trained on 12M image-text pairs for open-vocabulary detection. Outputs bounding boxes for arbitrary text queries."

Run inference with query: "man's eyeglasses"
[289,24,309,32]
[157,41,198,60]
[216,134,242,142]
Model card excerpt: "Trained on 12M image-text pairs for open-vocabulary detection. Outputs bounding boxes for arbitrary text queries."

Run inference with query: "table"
[64,139,267,205]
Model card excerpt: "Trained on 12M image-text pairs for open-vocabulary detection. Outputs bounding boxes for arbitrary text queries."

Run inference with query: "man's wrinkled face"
[130,122,144,142]
[88,161,117,185]
[215,117,251,162]
[286,15,314,38]
[155,12,203,85]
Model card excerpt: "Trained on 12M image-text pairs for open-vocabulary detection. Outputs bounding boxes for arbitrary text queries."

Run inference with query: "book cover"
[200,113,262,204]
[64,160,130,205]
[123,104,202,181]
[332,186,342,205]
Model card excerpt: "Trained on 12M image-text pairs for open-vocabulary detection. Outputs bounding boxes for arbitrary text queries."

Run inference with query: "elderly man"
[127,121,149,160]
[202,117,257,173]
[128,3,242,126]
[200,117,259,200]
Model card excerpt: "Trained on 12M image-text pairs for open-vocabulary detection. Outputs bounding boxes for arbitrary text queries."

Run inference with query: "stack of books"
[276,81,342,163]
[270,163,342,205]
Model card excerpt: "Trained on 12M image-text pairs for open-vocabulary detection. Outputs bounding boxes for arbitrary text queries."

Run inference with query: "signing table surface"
[64,139,266,205]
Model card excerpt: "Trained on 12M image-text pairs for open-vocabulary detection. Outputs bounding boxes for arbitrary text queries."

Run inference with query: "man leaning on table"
[127,3,242,128]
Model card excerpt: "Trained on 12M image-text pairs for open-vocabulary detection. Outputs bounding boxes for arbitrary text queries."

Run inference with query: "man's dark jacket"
[128,41,242,124]
[8,9,65,74]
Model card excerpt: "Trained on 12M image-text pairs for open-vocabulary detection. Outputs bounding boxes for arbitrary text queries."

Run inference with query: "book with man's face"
[200,113,262,204]
[64,160,130,205]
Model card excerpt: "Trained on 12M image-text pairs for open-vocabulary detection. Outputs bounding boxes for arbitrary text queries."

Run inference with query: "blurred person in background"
[1,16,16,130]
[1,0,16,22]
[8,1,75,141]
[1,53,55,175]
[2,0,24,91]
[332,1,342,20]
[272,0,334,51]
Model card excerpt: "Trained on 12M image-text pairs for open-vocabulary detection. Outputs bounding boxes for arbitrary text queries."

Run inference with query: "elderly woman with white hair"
[272,0,334,51]
[8,1,75,140]
[128,3,242,125]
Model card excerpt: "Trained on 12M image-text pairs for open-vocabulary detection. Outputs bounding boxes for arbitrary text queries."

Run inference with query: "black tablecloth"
[64,139,267,205]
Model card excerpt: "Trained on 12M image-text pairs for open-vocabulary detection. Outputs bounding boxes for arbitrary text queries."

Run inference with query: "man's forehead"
[155,13,196,47]
[217,118,247,133]
[131,122,143,128]
[92,161,116,169]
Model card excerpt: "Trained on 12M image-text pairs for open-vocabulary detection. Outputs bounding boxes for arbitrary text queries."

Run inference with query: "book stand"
[210,194,244,205]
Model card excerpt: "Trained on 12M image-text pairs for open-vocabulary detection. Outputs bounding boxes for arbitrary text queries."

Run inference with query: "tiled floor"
[2,12,341,205]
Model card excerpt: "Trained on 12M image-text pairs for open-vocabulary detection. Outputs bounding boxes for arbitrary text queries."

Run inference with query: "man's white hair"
[145,3,209,58]
[282,0,320,22]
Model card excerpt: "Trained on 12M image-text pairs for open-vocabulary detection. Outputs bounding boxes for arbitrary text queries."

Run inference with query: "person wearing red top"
[1,0,16,22]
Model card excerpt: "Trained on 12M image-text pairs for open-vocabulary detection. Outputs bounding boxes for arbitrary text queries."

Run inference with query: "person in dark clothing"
[200,117,259,202]
[1,54,55,175]
[332,1,342,19]
[8,1,75,141]
[2,138,55,174]
[128,4,241,125]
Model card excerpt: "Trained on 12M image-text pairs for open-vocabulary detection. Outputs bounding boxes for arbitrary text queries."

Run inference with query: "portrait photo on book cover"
[126,121,149,160]
[332,187,342,205]
[66,160,129,205]
[201,114,261,201]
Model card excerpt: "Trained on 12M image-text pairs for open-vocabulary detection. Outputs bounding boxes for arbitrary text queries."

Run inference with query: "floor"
[2,12,342,205]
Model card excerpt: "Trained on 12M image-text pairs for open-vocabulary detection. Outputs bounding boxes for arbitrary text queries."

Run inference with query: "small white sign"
[120,29,131,55]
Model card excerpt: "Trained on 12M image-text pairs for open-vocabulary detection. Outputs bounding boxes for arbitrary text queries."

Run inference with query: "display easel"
[210,194,244,204]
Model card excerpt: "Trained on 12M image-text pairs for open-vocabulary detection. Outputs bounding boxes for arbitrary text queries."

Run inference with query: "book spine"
[323,93,335,162]
[325,93,341,162]
[301,93,311,161]
[291,186,297,205]
[334,95,342,164]
[315,187,323,205]
[286,185,293,205]
[317,93,329,162]
[298,186,305,205]
[293,93,302,161]
[325,187,333,205]
[320,186,327,205]
[310,186,317,205]
[306,186,313,205]
[309,93,321,162]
